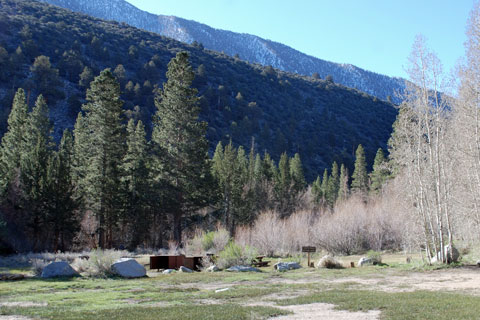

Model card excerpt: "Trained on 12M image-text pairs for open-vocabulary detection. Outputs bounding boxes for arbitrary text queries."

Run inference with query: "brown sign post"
[302,246,316,267]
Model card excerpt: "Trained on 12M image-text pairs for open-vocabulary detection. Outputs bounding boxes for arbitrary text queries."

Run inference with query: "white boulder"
[41,261,79,278]
[111,258,146,278]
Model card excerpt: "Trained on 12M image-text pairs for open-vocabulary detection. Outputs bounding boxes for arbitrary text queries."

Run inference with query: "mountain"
[0,0,397,180]
[39,0,405,103]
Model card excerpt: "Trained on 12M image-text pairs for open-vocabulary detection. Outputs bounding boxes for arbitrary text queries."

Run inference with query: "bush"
[366,250,382,265]
[71,249,130,277]
[186,227,230,256]
[316,255,343,269]
[216,242,257,269]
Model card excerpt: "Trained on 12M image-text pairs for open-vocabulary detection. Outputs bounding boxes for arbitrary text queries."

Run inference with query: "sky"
[125,0,474,79]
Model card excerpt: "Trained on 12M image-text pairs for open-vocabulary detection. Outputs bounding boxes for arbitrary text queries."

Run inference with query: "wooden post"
[302,246,316,268]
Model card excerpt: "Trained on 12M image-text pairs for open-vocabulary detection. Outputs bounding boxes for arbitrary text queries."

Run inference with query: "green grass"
[1,253,479,319]
[1,304,289,320]
[276,290,480,320]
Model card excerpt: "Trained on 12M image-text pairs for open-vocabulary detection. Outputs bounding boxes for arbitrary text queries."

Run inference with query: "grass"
[1,252,479,319]
[276,290,480,320]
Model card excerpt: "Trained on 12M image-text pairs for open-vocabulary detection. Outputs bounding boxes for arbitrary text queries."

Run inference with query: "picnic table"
[251,255,270,267]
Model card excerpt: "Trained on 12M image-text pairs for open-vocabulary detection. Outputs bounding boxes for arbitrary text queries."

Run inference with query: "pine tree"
[79,69,126,248]
[326,161,339,207]
[311,175,323,205]
[151,52,213,243]
[337,164,350,202]
[369,148,389,194]
[351,144,369,194]
[20,95,54,250]
[320,169,329,206]
[0,88,29,195]
[290,153,306,193]
[122,119,150,249]
[46,129,79,252]
[274,152,291,216]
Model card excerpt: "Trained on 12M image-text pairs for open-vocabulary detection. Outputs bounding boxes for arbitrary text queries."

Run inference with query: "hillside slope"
[0,0,398,179]
[39,0,406,102]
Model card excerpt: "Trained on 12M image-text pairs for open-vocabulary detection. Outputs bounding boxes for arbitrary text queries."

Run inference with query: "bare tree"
[453,1,480,239]
[389,35,455,263]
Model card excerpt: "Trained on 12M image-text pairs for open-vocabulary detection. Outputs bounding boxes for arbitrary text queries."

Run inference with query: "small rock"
[162,269,176,274]
[358,257,373,267]
[206,265,219,272]
[179,266,193,273]
[274,262,302,272]
[476,260,480,268]
[226,265,261,272]
[215,288,230,293]
[111,258,146,278]
[41,261,79,278]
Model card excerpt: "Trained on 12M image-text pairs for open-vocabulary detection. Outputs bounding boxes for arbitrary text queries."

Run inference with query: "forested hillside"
[0,0,397,179]
[39,0,407,103]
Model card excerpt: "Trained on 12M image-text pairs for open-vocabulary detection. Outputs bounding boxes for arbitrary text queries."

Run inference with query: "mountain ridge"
[39,0,405,102]
[0,0,398,180]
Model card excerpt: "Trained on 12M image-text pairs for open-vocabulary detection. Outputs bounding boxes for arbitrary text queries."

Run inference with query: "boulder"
[358,257,373,267]
[317,255,343,269]
[476,260,480,268]
[162,269,176,274]
[274,262,302,272]
[206,265,220,272]
[111,258,146,278]
[41,261,79,278]
[179,266,193,273]
[226,265,261,272]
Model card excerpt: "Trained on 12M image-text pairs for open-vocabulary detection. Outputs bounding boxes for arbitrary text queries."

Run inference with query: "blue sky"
[125,0,473,79]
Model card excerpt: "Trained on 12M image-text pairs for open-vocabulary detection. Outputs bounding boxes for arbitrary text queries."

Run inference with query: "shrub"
[216,242,257,269]
[316,255,343,269]
[366,250,382,265]
[71,249,130,277]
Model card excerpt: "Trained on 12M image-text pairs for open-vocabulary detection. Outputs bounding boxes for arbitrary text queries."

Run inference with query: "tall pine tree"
[77,69,125,248]
[152,52,213,243]
[0,88,29,196]
[20,95,54,250]
[351,144,368,195]
[369,148,389,194]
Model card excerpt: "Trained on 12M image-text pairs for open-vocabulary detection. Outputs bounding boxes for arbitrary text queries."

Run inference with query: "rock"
[162,269,176,274]
[274,262,302,272]
[476,260,480,268]
[111,258,146,278]
[206,265,219,272]
[41,261,79,278]
[226,265,261,272]
[179,266,193,273]
[317,255,343,269]
[358,257,374,267]
[215,288,230,293]
[0,273,25,281]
